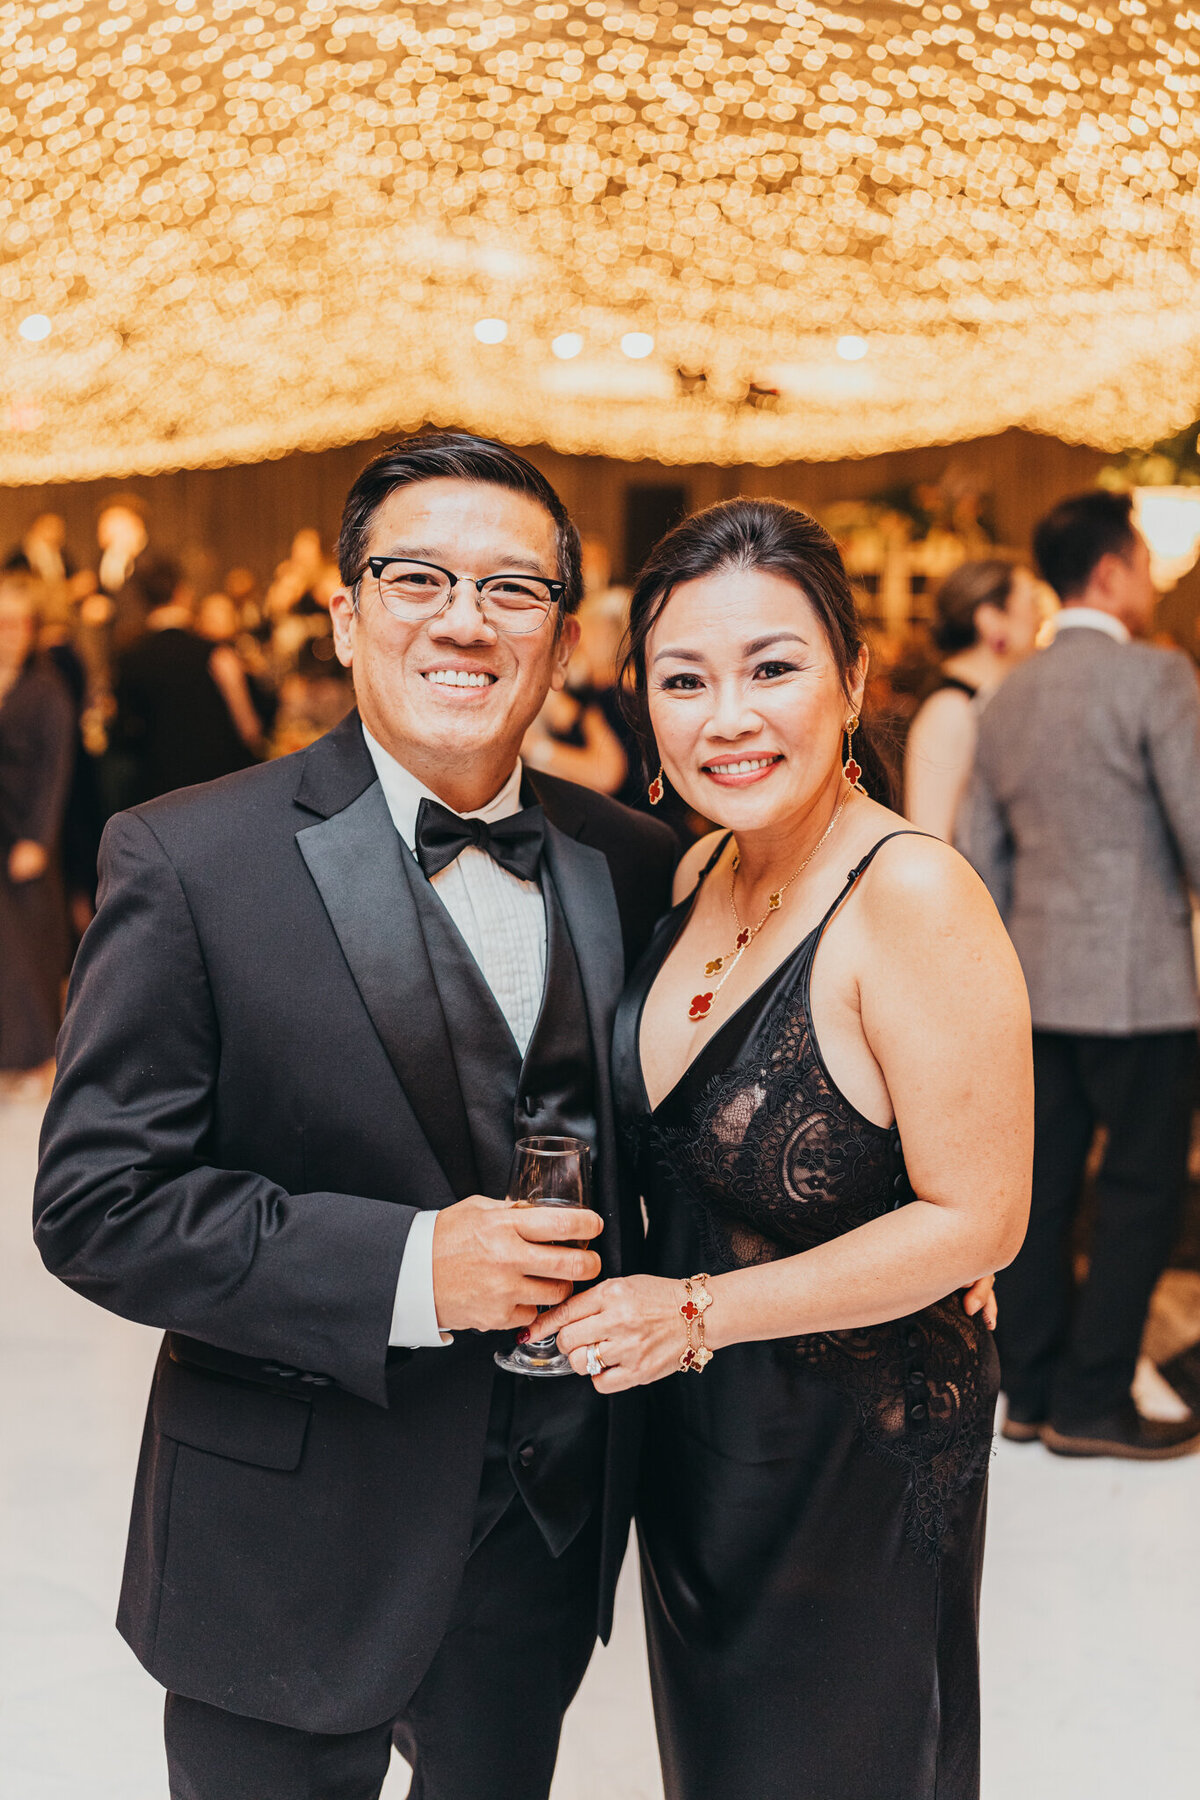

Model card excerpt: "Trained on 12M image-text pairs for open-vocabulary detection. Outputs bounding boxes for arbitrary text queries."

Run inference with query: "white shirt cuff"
[388,1209,452,1347]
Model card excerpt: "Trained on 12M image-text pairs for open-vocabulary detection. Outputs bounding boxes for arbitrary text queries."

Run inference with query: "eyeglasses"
[356,557,564,635]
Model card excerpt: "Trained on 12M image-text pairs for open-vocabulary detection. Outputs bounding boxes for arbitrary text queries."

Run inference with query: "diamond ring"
[585,1344,605,1377]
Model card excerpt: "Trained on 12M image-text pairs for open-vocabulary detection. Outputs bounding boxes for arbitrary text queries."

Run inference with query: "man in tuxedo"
[34,432,678,1798]
[960,489,1200,1459]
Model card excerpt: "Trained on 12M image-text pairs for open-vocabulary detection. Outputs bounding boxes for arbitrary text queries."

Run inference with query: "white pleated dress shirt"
[361,725,548,1347]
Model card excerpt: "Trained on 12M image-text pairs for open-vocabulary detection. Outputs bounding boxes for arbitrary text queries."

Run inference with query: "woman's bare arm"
[904,689,977,841]
[209,645,266,754]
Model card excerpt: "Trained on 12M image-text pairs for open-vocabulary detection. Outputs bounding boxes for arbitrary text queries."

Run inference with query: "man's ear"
[329,588,357,669]
[549,614,581,691]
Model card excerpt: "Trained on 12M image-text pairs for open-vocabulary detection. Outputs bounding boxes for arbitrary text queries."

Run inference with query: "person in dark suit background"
[959,490,1200,1460]
[112,557,264,803]
[34,433,678,1800]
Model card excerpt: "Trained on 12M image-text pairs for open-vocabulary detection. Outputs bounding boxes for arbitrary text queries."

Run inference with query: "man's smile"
[422,667,500,692]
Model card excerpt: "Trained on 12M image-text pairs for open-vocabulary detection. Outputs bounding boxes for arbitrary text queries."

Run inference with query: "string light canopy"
[3,0,1200,481]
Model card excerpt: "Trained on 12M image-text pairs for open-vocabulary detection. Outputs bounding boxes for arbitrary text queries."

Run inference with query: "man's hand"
[962,1274,998,1331]
[432,1196,603,1334]
[8,840,48,883]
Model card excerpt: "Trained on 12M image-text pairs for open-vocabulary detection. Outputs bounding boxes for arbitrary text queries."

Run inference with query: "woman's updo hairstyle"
[620,496,893,803]
[930,557,1020,656]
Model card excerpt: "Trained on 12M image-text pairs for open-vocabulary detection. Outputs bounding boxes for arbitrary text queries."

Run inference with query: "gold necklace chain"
[687,789,855,1023]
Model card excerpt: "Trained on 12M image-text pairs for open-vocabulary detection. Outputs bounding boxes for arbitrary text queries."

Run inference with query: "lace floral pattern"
[636,961,997,1561]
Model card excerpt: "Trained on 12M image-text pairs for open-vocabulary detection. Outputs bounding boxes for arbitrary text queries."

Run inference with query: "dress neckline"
[634,828,929,1121]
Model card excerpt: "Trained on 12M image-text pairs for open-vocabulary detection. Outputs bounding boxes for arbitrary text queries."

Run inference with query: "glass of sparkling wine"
[494,1135,592,1379]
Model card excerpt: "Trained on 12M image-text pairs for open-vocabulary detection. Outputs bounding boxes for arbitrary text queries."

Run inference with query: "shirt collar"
[361,723,524,851]
[1053,606,1130,646]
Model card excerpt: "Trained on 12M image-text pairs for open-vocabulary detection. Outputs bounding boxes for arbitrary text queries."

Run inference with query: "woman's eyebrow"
[743,632,809,655]
[653,631,810,665]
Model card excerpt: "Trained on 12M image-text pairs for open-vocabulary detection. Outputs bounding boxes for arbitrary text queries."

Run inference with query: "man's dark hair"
[336,430,583,614]
[141,556,184,611]
[1032,489,1139,602]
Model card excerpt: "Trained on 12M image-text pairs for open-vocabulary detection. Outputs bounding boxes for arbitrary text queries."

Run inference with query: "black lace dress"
[616,834,999,1800]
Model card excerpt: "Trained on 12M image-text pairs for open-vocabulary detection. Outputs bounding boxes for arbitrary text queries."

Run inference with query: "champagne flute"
[494,1135,592,1378]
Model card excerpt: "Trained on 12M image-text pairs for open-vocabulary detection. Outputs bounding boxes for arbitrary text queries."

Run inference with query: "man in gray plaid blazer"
[959,489,1200,1459]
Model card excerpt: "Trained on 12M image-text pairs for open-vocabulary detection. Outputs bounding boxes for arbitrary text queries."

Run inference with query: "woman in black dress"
[903,558,1044,840]
[535,500,1033,1800]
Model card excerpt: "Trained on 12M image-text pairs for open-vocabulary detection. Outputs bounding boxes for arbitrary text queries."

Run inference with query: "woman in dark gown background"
[536,500,1033,1800]
[0,576,75,1081]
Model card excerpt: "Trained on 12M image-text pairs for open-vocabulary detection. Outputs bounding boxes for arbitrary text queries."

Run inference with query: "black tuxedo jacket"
[33,712,677,1733]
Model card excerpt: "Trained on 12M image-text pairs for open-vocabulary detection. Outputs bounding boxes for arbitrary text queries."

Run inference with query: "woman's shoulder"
[908,682,976,742]
[846,813,1030,1026]
[853,812,990,916]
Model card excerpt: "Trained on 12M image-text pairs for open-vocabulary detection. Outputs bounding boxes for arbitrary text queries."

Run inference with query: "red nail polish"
[517,1329,530,1344]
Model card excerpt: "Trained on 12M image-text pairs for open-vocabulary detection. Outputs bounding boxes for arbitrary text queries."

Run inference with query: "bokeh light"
[1,2,1199,478]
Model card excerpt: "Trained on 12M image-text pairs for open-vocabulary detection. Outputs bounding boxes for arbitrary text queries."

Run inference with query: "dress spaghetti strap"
[698,832,734,883]
[813,829,936,941]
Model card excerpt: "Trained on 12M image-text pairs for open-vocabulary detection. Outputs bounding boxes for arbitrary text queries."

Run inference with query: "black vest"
[399,843,608,1557]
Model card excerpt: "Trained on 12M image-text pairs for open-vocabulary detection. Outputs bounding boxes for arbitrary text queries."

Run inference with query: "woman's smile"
[700,752,784,787]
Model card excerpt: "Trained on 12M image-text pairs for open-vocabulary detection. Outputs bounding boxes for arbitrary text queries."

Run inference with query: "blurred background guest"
[959,490,1200,1460]
[195,589,280,747]
[269,635,354,757]
[522,584,632,797]
[34,583,105,940]
[112,559,264,805]
[93,491,155,656]
[0,574,75,1094]
[4,511,76,585]
[904,558,1046,840]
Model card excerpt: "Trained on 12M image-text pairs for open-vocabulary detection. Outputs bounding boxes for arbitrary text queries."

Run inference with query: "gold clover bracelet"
[678,1273,714,1373]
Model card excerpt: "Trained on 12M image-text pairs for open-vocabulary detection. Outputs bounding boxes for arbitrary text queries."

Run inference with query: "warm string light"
[2,1,1200,480]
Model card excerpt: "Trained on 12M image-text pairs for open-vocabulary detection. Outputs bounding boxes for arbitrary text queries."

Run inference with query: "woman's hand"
[962,1274,997,1331]
[531,1275,688,1393]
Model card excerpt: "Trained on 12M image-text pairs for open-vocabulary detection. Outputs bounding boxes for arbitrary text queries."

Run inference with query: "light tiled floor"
[3,1094,1198,1800]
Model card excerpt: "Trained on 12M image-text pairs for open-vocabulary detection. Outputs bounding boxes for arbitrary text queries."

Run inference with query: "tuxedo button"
[909,1402,928,1420]
[517,1443,536,1467]
[908,1369,926,1387]
[906,1329,922,1349]
[892,1173,906,1193]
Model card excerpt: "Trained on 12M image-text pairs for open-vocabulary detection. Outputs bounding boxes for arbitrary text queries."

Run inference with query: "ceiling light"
[621,333,655,361]
[2,4,1199,478]
[836,337,869,363]
[551,333,584,361]
[18,314,51,343]
[473,319,508,346]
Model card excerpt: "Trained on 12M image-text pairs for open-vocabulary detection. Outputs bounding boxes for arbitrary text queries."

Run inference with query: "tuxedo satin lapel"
[539,820,626,1271]
[292,708,375,819]
[297,780,477,1200]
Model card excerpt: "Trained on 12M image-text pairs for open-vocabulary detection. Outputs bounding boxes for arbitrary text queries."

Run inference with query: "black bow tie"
[414,796,545,883]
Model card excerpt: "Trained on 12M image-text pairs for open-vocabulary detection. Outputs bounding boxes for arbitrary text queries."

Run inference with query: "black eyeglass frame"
[353,555,565,631]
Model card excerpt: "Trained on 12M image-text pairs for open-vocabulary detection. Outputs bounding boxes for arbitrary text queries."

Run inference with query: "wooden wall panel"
[0,427,1108,589]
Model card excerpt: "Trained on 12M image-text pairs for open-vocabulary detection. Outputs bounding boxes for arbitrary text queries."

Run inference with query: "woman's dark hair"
[336,429,583,613]
[1032,489,1138,602]
[931,557,1020,655]
[620,497,894,804]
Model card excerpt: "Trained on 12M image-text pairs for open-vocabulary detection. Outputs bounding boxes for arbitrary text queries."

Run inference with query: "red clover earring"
[843,716,866,793]
[649,766,665,806]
